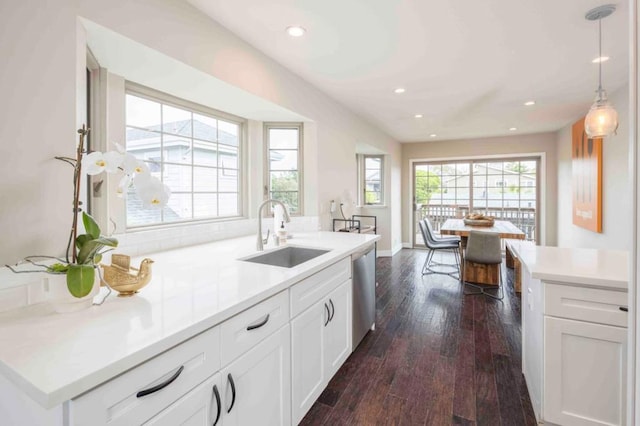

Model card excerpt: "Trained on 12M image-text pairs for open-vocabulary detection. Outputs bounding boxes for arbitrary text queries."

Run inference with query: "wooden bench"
[505,239,535,293]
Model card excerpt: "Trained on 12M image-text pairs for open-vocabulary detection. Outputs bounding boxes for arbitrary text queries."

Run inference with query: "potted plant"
[6,126,170,312]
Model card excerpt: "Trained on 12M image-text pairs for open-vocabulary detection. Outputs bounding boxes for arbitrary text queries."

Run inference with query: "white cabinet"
[520,264,628,426]
[291,279,352,424]
[145,373,223,426]
[324,279,352,379]
[221,324,291,426]
[544,317,627,426]
[70,326,221,426]
[291,298,326,422]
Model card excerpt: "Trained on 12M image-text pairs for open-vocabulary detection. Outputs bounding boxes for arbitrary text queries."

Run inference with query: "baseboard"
[402,242,412,249]
[377,243,404,257]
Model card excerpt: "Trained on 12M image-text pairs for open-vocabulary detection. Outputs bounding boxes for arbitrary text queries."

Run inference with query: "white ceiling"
[186,0,629,142]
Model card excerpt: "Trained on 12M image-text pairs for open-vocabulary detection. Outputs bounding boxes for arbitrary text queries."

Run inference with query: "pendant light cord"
[598,17,602,93]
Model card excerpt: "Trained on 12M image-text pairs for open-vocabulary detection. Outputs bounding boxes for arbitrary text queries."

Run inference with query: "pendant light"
[584,4,618,138]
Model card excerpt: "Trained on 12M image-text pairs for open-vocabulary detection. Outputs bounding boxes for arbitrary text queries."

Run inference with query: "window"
[125,87,243,227]
[361,155,384,205]
[413,158,539,244]
[264,123,303,215]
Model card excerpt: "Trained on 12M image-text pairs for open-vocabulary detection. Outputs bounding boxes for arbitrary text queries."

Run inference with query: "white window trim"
[122,82,247,229]
[359,154,385,206]
[264,122,304,216]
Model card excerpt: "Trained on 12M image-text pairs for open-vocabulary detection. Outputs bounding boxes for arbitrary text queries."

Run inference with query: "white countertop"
[506,241,628,291]
[0,232,379,409]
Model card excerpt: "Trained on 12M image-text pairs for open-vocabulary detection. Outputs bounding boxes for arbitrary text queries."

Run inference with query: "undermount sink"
[241,246,330,268]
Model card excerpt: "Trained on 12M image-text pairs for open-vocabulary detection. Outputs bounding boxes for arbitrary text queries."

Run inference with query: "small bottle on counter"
[278,221,288,245]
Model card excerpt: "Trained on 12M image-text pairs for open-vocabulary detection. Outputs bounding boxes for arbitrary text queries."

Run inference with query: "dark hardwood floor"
[300,248,537,426]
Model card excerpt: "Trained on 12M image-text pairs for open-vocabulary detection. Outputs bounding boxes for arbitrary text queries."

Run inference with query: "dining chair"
[418,219,460,278]
[463,230,504,300]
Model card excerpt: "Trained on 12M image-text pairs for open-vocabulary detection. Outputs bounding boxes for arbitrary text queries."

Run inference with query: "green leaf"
[47,263,69,273]
[82,212,101,240]
[76,237,118,264]
[75,234,91,250]
[66,264,95,298]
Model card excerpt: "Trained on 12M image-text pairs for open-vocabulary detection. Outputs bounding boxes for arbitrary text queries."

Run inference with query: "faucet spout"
[256,199,291,251]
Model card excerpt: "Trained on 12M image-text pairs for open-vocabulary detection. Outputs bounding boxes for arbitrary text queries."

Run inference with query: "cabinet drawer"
[544,283,628,327]
[220,290,289,367]
[71,326,220,426]
[290,257,351,318]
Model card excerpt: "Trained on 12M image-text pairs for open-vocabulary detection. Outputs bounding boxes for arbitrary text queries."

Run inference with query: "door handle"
[324,303,330,326]
[329,299,335,322]
[136,365,184,398]
[212,384,221,426]
[620,306,629,312]
[227,373,236,413]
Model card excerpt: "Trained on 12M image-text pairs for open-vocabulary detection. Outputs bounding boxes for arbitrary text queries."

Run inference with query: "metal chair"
[463,231,504,300]
[418,219,460,278]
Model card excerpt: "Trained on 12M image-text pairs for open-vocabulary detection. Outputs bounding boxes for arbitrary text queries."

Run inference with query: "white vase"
[45,271,101,314]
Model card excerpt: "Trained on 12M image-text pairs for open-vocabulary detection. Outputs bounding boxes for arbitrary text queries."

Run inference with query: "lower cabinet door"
[544,316,627,426]
[144,374,223,426]
[221,325,291,426]
[291,300,326,424]
[324,280,352,379]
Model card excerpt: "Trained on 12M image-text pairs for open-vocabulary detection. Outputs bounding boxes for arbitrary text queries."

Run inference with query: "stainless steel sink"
[241,246,330,268]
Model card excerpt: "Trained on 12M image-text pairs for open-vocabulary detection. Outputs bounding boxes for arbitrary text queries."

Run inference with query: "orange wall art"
[572,117,603,233]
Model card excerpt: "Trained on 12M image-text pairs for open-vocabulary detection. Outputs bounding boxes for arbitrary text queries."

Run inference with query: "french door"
[413,157,540,247]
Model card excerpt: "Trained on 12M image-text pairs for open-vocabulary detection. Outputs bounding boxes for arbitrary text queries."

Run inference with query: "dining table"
[440,218,526,285]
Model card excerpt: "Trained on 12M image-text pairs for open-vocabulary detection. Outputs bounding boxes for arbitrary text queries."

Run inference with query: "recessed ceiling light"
[524,101,536,106]
[509,127,517,131]
[414,114,423,118]
[286,26,306,37]
[394,88,406,94]
[430,133,437,138]
[592,56,610,63]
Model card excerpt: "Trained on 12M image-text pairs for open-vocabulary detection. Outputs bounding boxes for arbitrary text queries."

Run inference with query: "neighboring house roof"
[126,119,238,147]
[126,193,181,226]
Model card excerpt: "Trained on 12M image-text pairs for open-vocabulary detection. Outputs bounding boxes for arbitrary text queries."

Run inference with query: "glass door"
[413,158,539,247]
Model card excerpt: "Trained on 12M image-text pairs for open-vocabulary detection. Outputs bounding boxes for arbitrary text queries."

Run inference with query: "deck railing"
[417,204,536,242]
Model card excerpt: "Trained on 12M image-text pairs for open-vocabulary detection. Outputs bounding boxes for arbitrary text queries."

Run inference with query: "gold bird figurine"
[101,255,154,297]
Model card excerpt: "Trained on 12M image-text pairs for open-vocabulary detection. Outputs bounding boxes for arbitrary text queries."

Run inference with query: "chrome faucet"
[257,199,291,251]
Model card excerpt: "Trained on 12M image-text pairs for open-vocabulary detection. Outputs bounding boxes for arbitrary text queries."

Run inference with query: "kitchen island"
[507,241,628,426]
[0,231,379,425]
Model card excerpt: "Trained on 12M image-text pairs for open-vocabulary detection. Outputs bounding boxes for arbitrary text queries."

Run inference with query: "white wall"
[0,0,401,265]
[556,85,632,250]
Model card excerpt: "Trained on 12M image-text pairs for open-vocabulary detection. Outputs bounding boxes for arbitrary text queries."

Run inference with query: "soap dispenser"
[277,221,288,244]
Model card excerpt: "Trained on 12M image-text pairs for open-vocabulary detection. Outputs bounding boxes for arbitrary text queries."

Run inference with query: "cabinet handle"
[246,314,270,331]
[212,384,221,426]
[227,373,236,413]
[329,299,335,322]
[136,365,184,398]
[620,306,629,312]
[324,303,330,326]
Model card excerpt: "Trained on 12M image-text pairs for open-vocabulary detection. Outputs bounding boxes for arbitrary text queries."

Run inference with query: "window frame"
[263,122,304,216]
[124,82,246,229]
[359,154,385,206]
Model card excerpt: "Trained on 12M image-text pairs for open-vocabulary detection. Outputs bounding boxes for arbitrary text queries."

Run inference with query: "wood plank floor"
[300,248,537,426]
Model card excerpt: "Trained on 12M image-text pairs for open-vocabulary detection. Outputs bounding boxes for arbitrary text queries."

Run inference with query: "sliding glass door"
[413,157,539,247]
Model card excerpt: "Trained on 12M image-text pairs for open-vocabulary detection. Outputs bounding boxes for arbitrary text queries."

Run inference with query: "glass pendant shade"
[584,89,618,138]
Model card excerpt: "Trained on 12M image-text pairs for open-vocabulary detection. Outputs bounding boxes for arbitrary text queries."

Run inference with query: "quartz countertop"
[0,231,379,409]
[506,241,628,291]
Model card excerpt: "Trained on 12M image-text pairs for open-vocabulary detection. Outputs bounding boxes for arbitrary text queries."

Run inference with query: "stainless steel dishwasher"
[352,244,376,351]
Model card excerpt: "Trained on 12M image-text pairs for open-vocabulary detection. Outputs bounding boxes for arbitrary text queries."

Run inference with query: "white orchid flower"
[122,152,151,179]
[116,174,132,198]
[136,176,171,209]
[84,151,123,175]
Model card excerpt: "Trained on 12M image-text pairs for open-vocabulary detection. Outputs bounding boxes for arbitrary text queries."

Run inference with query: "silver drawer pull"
[246,314,270,331]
